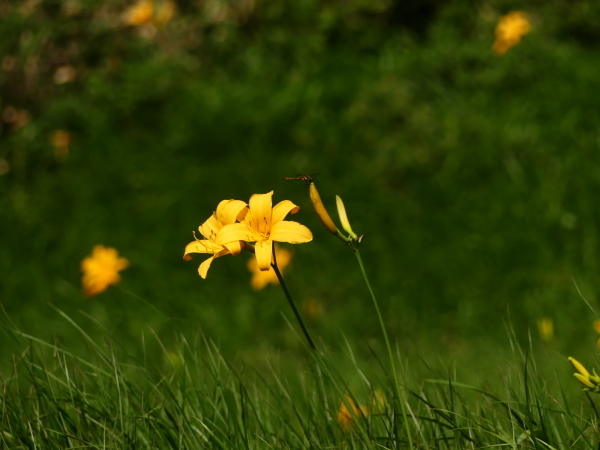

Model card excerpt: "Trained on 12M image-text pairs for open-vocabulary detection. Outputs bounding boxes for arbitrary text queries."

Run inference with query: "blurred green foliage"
[1,0,600,365]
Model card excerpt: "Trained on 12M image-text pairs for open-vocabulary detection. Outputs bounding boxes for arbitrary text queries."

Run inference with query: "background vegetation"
[2,2,600,442]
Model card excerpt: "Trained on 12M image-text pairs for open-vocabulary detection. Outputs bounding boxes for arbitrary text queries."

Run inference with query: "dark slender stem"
[271,248,316,350]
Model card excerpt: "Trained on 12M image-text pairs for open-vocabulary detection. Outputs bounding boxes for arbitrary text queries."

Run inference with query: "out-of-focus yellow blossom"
[537,317,554,343]
[122,0,175,28]
[123,0,153,26]
[81,245,129,297]
[184,199,248,279]
[493,11,531,55]
[338,396,368,431]
[569,357,600,393]
[247,246,292,290]
[217,191,312,272]
[50,130,71,159]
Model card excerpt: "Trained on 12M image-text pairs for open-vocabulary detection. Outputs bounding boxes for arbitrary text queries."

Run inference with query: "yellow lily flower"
[81,245,129,297]
[183,199,248,278]
[247,246,292,290]
[216,191,312,271]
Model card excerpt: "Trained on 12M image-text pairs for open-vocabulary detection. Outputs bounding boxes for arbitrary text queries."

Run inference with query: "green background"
[1,0,599,370]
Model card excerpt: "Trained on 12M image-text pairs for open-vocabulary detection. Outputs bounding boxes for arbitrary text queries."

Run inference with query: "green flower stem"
[271,249,316,350]
[354,249,413,448]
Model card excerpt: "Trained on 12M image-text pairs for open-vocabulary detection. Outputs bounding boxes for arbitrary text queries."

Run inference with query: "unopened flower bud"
[309,182,339,235]
[336,195,358,240]
[569,357,600,393]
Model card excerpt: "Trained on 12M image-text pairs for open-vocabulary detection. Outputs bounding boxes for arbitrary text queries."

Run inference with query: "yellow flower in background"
[493,11,531,55]
[216,191,312,272]
[183,199,248,279]
[338,396,368,431]
[122,0,175,27]
[247,246,292,290]
[537,317,554,343]
[50,130,71,160]
[123,0,153,26]
[81,245,129,297]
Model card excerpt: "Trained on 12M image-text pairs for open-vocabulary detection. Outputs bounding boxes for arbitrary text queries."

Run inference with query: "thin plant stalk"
[271,247,316,350]
[354,249,414,448]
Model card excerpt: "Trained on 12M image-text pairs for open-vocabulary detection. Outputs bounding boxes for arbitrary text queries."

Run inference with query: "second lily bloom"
[184,191,312,278]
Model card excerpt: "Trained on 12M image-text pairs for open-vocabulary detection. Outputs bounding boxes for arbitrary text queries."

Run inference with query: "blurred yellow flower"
[50,130,71,159]
[81,245,129,297]
[216,191,312,272]
[493,11,531,55]
[122,0,175,28]
[338,395,368,431]
[184,199,248,279]
[537,317,554,343]
[123,0,153,26]
[593,320,600,334]
[247,246,292,290]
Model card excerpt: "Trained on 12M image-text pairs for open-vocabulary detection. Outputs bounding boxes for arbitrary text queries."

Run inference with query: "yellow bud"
[335,195,358,240]
[574,373,596,389]
[309,182,339,235]
[569,357,591,377]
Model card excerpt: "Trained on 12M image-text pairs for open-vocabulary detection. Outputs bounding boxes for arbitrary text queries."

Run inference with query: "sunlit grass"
[1,309,599,449]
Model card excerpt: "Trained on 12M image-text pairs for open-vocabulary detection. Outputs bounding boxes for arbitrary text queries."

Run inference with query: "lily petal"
[184,239,223,256]
[198,249,229,278]
[248,191,273,234]
[271,221,313,244]
[222,240,243,255]
[272,200,300,226]
[216,199,248,225]
[255,240,273,271]
[200,214,221,238]
[198,255,216,279]
[216,223,260,245]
